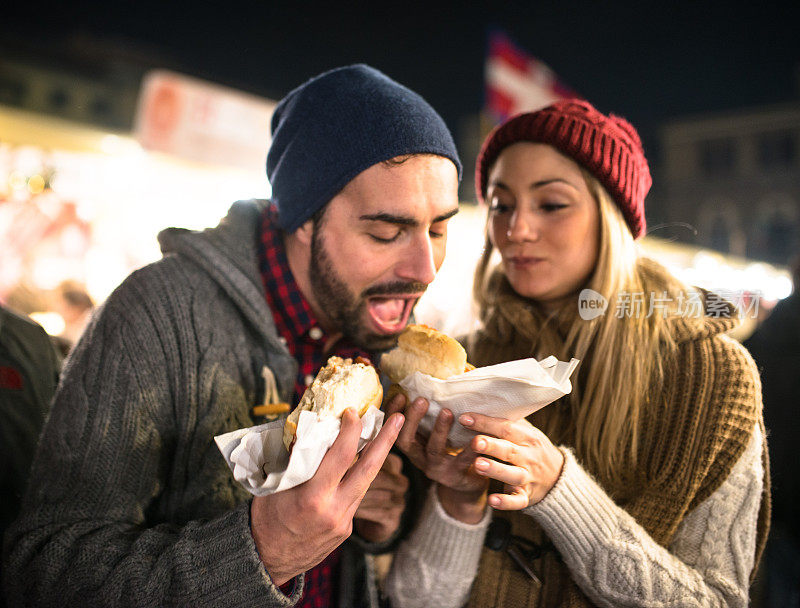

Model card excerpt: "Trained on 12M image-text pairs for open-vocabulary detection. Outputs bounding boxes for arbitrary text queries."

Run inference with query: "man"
[0,305,60,608]
[3,64,461,607]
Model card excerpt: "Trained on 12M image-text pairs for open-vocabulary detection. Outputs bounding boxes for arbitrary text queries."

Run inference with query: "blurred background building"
[655,102,800,266]
[0,36,142,132]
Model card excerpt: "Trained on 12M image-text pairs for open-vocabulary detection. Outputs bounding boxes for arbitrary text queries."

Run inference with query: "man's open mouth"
[365,295,420,334]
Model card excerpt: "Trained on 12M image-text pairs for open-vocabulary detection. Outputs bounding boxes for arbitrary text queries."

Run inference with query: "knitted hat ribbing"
[475,99,650,239]
[267,64,462,233]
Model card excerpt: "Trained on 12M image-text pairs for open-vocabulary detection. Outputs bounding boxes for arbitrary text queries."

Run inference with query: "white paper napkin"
[399,356,580,447]
[214,406,384,496]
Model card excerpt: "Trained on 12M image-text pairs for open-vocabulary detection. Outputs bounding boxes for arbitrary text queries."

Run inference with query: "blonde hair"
[474,171,688,490]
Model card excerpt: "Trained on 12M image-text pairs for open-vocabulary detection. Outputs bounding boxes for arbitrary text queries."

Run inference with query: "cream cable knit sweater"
[386,423,763,608]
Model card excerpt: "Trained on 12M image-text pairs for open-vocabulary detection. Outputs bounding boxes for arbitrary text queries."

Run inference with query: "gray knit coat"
[2,200,386,607]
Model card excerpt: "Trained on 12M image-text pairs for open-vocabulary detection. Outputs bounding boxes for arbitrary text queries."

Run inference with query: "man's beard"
[309,226,427,351]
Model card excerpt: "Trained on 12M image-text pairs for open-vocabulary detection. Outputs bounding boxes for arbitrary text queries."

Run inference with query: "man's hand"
[250,408,405,586]
[386,393,488,524]
[354,453,409,544]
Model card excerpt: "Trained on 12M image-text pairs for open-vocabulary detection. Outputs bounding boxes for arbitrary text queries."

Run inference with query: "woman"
[384,100,770,607]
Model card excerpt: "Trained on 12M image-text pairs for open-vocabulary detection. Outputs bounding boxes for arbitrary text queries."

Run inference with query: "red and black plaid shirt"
[258,204,369,607]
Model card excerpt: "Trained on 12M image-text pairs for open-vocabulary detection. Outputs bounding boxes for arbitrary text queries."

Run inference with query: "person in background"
[745,257,800,608]
[385,99,770,607]
[0,304,60,608]
[51,280,94,356]
[3,64,461,608]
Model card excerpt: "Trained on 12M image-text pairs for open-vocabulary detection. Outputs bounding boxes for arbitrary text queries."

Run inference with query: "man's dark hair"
[381,153,425,167]
[311,203,328,233]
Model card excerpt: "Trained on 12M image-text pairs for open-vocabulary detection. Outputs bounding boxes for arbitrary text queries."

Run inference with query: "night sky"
[3,0,800,155]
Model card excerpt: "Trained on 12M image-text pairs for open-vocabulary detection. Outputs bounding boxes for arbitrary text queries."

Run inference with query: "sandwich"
[282,356,382,452]
[380,324,472,393]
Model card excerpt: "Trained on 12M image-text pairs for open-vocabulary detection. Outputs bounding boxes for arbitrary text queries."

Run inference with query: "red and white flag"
[485,31,579,122]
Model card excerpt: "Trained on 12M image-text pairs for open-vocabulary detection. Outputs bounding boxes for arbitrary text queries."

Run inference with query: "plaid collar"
[258,204,319,346]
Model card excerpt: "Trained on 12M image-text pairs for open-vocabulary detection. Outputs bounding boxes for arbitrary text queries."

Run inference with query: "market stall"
[0,93,271,346]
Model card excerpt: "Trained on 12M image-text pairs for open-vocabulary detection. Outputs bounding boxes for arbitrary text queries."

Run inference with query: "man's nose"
[396,233,439,285]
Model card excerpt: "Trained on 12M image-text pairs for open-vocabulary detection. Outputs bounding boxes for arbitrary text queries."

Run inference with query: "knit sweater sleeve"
[384,425,762,608]
[525,424,764,608]
[2,268,301,608]
[384,484,491,608]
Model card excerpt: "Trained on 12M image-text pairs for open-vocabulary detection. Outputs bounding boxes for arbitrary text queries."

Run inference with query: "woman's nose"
[506,210,538,242]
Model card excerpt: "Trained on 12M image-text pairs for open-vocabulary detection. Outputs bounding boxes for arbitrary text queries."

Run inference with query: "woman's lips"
[507,256,546,269]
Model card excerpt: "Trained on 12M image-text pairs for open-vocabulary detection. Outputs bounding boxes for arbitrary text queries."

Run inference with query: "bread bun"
[282,356,382,452]
[380,324,467,383]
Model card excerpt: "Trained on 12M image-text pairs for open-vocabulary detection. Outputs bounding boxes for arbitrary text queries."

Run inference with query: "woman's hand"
[385,393,488,523]
[459,412,564,510]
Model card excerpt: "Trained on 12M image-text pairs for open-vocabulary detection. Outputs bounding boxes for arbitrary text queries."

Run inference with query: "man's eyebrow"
[359,207,460,226]
[433,207,459,223]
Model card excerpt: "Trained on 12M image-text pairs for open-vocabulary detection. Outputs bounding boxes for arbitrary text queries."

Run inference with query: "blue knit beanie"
[266,64,462,233]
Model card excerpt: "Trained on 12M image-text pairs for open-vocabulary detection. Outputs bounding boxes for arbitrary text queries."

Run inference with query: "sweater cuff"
[350,522,402,555]
[404,484,491,571]
[230,500,305,606]
[524,448,619,561]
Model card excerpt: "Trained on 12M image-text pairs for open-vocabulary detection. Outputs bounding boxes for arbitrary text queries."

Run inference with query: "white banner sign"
[134,70,276,172]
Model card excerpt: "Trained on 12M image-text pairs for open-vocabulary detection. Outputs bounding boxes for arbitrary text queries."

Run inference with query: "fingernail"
[475,438,486,451]
[475,458,488,470]
[489,495,500,507]
[394,414,405,430]
[460,415,474,426]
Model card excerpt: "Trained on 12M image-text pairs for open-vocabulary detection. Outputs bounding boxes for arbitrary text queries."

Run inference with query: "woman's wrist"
[436,483,488,524]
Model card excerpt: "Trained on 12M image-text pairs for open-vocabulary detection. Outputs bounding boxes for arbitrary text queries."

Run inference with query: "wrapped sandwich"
[283,356,382,452]
[380,324,473,400]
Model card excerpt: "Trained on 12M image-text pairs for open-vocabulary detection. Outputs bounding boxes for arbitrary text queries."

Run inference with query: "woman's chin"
[506,273,552,301]
[507,279,576,311]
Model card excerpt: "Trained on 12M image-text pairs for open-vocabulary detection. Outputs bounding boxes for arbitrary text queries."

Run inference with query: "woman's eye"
[489,201,512,214]
[540,202,568,212]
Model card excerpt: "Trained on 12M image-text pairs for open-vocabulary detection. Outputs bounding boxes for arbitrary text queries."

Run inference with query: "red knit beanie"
[475,99,650,239]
